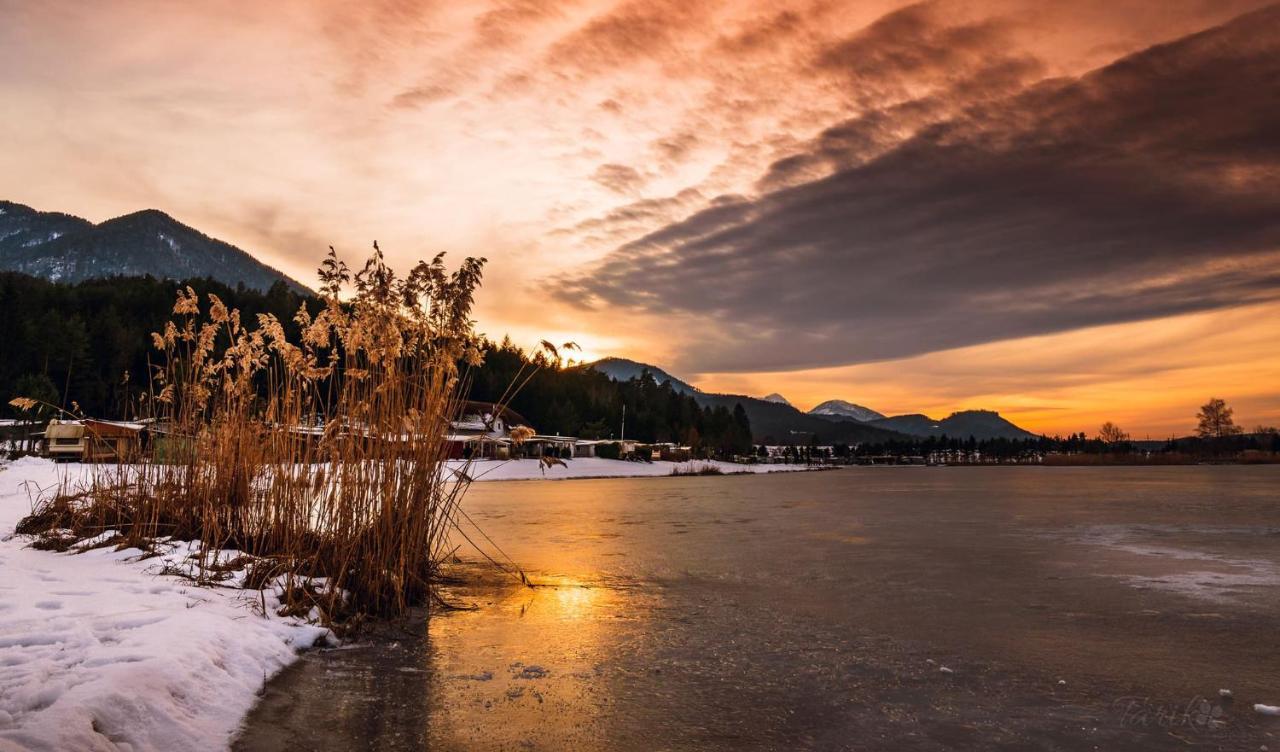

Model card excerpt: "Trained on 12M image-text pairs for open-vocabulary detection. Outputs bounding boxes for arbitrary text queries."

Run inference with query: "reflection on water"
[239,571,654,751]
[237,467,1280,751]
[425,571,642,751]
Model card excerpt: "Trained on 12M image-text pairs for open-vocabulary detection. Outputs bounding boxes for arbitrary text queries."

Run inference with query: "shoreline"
[5,458,1276,750]
[447,457,820,482]
[0,456,812,751]
[0,457,329,752]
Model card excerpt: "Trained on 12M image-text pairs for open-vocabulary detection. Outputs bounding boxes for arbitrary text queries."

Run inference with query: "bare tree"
[1196,397,1241,440]
[1098,421,1129,445]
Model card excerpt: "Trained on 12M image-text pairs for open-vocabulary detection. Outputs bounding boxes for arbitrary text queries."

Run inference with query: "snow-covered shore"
[0,456,813,751]
[0,458,327,752]
[448,456,818,482]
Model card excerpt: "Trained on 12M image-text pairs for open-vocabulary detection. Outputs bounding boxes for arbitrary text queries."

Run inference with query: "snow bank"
[0,459,327,752]
[449,457,817,482]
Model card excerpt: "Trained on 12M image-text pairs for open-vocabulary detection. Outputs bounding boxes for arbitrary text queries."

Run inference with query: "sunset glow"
[3,0,1277,436]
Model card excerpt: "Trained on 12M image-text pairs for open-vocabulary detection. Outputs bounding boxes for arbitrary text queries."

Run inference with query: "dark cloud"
[552,4,1280,373]
[389,84,453,109]
[756,2,1045,190]
[714,8,807,55]
[544,0,717,74]
[651,131,701,167]
[812,2,1024,105]
[758,54,1043,190]
[589,163,648,195]
[557,187,707,245]
[472,0,568,49]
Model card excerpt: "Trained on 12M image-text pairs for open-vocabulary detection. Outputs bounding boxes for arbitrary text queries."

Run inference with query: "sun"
[563,343,604,366]
[497,324,611,366]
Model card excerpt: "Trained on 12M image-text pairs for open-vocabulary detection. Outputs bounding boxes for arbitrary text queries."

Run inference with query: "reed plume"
[26,245,493,623]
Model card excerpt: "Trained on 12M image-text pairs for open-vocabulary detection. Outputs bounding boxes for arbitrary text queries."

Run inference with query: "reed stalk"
[23,246,498,623]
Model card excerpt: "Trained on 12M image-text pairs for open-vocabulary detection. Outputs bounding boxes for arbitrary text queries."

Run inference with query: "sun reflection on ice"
[539,577,601,620]
[422,565,646,750]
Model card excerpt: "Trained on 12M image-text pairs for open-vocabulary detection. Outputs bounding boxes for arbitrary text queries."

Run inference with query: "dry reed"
[24,245,502,623]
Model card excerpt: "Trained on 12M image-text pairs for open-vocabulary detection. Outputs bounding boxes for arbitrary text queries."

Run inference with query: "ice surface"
[0,456,807,750]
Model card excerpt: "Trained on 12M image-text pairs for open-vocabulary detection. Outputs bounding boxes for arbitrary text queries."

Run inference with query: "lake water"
[236,466,1280,750]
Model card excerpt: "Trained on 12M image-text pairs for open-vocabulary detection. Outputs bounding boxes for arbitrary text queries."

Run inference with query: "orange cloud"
[691,300,1280,437]
[1,0,1275,437]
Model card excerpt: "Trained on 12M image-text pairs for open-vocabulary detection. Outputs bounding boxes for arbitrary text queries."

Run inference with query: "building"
[642,442,693,462]
[658,445,693,462]
[36,418,146,463]
[515,434,577,459]
[572,439,602,458]
[445,401,530,460]
[41,420,86,461]
[81,419,146,463]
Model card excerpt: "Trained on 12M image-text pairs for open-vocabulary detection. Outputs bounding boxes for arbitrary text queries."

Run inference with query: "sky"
[1,0,1278,437]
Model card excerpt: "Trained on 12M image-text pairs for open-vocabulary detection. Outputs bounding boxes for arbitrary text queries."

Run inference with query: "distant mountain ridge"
[762,393,791,405]
[586,357,1039,442]
[584,358,901,442]
[867,411,1037,441]
[588,357,699,395]
[0,200,308,293]
[694,391,908,445]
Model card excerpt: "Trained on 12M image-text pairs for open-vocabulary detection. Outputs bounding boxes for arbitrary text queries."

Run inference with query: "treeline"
[807,435,1055,461]
[467,339,753,456]
[787,432,1280,462]
[0,272,753,457]
[1044,431,1278,455]
[861,435,1052,458]
[0,272,314,419]
[1160,433,1280,456]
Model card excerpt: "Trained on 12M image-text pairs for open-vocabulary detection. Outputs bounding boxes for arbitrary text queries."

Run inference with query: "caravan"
[42,419,86,461]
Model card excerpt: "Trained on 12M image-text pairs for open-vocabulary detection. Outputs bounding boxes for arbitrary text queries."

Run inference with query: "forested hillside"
[468,340,753,452]
[0,272,313,419]
[0,272,754,454]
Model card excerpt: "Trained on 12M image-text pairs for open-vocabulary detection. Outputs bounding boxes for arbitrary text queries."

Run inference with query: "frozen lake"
[236,466,1280,750]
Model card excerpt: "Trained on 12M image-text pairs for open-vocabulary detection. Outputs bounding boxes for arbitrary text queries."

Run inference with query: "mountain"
[587,357,1040,443]
[809,399,885,422]
[694,391,910,445]
[866,414,939,436]
[587,358,909,444]
[587,357,698,395]
[868,410,1037,441]
[0,200,308,293]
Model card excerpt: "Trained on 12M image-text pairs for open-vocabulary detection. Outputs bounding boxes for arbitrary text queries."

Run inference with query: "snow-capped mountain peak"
[0,199,308,293]
[762,393,791,405]
[808,399,885,423]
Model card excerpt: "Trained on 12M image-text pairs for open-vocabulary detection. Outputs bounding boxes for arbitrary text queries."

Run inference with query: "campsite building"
[38,418,146,462]
[445,401,530,460]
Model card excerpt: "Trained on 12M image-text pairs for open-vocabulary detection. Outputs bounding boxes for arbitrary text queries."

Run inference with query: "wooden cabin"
[81,419,145,463]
